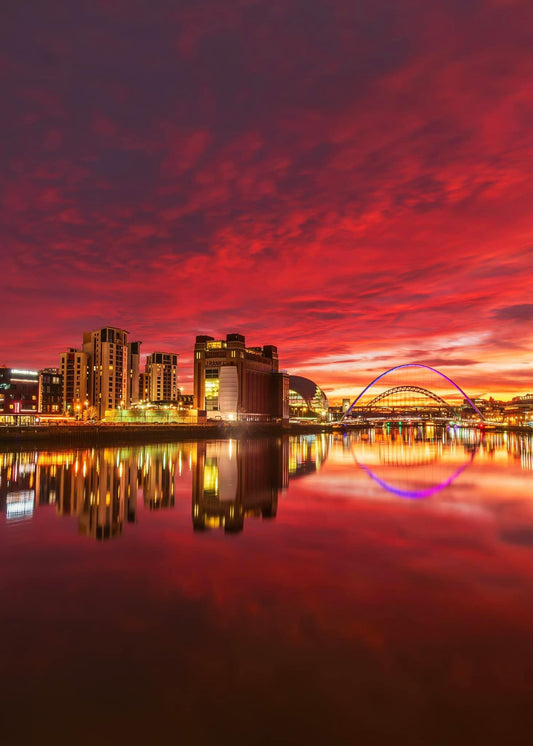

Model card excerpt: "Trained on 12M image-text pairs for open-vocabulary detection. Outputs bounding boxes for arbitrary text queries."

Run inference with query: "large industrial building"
[193,333,289,422]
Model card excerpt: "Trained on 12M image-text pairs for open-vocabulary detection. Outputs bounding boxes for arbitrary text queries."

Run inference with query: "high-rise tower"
[82,327,141,418]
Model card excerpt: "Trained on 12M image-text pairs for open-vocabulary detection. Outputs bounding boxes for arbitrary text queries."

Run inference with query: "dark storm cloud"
[493,304,533,322]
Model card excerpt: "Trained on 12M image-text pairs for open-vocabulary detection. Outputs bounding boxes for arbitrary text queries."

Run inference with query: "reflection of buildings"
[192,439,288,533]
[1,444,199,539]
[288,434,329,479]
[0,451,36,520]
[37,449,137,540]
[140,445,176,509]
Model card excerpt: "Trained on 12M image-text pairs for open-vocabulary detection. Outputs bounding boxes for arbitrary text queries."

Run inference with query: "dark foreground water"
[1,428,533,745]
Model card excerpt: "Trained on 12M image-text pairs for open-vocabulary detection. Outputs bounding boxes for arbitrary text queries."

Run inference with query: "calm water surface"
[2,428,533,745]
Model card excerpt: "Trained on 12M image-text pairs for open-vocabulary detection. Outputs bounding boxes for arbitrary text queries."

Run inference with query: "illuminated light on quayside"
[343,364,485,421]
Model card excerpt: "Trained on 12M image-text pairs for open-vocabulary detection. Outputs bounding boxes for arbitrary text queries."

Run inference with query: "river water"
[1,428,533,745]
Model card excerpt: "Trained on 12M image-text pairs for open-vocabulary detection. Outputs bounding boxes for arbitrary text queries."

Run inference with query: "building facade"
[0,368,39,414]
[38,368,63,414]
[82,327,141,418]
[144,352,178,402]
[59,349,90,416]
[505,395,533,426]
[288,375,329,421]
[193,333,289,422]
[139,372,150,402]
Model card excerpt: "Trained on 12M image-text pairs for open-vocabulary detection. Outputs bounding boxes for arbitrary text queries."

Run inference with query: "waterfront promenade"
[0,420,531,451]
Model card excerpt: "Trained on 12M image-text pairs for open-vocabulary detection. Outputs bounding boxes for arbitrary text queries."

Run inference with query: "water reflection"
[1,429,532,541]
[350,427,480,499]
[288,433,329,478]
[141,444,179,510]
[2,430,533,745]
[192,439,286,532]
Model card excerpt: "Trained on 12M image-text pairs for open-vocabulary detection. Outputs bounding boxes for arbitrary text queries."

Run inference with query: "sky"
[1,0,532,400]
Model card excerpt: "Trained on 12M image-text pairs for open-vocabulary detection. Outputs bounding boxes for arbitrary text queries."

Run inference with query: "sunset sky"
[1,0,532,400]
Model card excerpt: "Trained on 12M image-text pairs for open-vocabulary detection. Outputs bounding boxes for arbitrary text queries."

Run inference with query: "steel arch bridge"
[341,364,484,423]
[361,385,456,415]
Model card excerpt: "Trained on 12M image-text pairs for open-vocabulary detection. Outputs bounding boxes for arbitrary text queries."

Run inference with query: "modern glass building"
[288,375,329,421]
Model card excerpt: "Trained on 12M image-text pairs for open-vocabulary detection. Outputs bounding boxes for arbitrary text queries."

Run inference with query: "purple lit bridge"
[340,364,484,424]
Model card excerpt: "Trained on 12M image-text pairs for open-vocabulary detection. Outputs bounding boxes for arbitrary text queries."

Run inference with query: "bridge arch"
[341,364,483,421]
[364,385,456,413]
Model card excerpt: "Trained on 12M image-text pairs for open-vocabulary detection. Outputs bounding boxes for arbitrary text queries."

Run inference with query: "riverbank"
[0,420,531,451]
[0,421,332,451]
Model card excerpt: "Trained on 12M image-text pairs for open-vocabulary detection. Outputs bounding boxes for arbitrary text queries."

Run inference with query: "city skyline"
[2,1,532,401]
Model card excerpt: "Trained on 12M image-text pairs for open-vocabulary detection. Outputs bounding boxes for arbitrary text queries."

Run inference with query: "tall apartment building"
[59,349,90,415]
[144,352,178,402]
[38,368,63,413]
[193,333,289,422]
[82,327,141,418]
[139,372,150,402]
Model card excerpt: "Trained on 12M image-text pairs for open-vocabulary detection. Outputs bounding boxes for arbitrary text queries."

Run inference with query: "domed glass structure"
[289,375,329,421]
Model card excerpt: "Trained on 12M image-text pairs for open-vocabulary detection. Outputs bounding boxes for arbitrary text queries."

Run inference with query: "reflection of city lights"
[6,491,34,521]
[351,433,477,499]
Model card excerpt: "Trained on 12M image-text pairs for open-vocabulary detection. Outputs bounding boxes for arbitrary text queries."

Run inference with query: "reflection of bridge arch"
[378,446,438,467]
[342,364,484,421]
[351,443,477,499]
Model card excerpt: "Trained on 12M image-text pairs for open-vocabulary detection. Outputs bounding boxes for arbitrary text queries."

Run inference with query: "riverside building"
[38,368,63,414]
[288,375,329,422]
[82,327,141,419]
[59,349,90,416]
[144,352,178,403]
[0,368,39,414]
[193,333,289,422]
